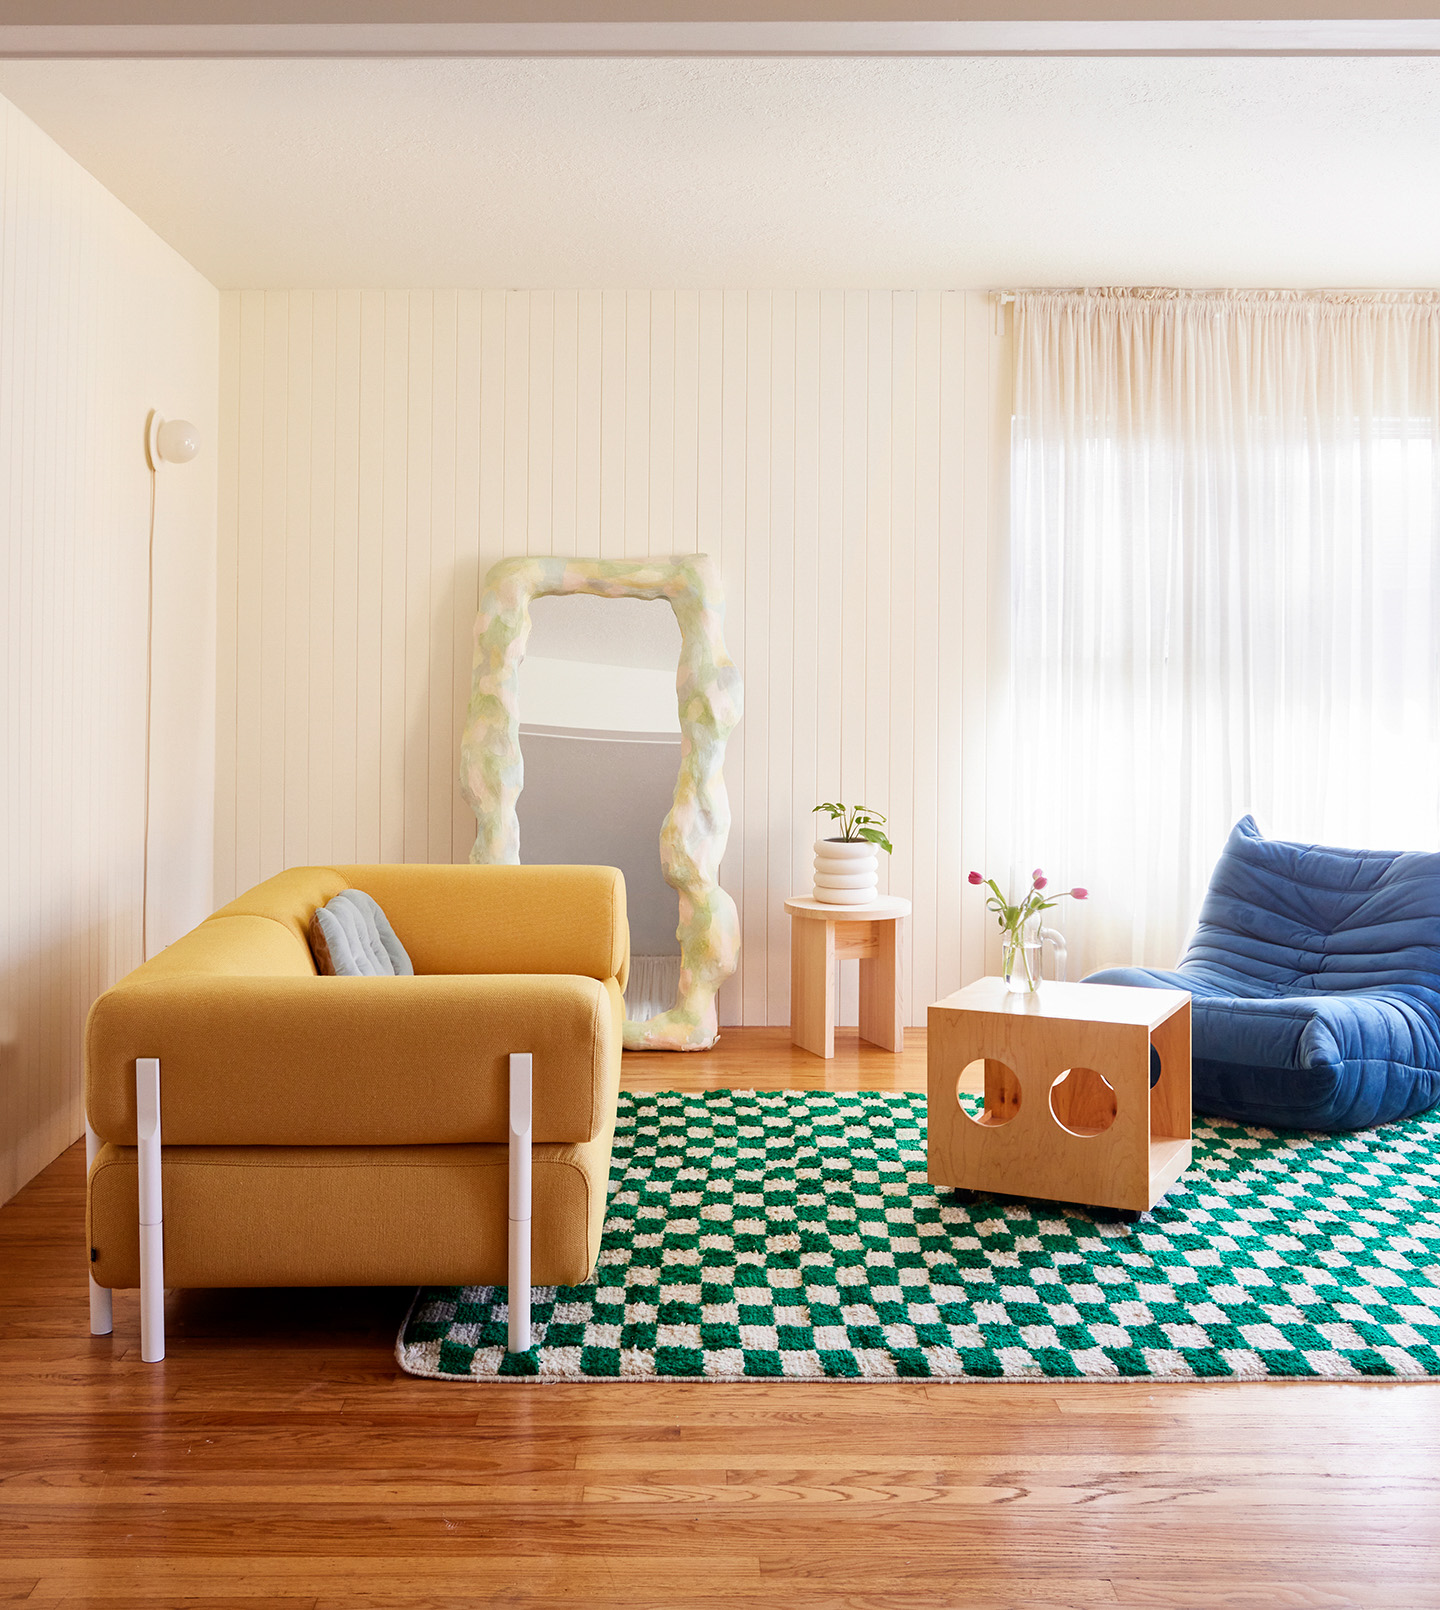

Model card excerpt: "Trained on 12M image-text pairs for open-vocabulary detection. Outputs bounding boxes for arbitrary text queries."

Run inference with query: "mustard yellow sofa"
[84,863,628,1354]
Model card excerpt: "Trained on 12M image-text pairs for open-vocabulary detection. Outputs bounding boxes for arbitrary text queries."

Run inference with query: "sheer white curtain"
[1005,290,1440,978]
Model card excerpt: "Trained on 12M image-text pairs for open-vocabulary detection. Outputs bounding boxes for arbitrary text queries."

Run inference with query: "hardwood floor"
[2,1028,1439,1609]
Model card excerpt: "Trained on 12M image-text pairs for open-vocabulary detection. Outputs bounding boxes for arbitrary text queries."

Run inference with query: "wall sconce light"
[145,412,201,470]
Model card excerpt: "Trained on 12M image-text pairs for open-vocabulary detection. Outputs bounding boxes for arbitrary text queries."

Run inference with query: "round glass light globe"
[156,418,201,464]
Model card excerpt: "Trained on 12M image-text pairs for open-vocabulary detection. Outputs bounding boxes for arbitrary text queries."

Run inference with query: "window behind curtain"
[1004,290,1440,979]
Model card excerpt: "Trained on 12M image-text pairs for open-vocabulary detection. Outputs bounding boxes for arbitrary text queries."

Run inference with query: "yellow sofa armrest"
[85,972,622,1149]
[334,864,629,987]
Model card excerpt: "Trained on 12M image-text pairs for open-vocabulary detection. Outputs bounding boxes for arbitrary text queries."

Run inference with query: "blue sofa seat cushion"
[1086,817,1440,1131]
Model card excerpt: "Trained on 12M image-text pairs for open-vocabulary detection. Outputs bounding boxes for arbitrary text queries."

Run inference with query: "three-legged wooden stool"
[784,896,911,1059]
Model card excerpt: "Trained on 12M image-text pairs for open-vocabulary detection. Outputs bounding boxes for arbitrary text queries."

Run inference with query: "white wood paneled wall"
[216,289,1008,1025]
[0,94,218,1204]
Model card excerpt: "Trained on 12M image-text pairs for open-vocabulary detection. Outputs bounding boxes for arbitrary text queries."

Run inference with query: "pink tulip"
[967,870,984,885]
[1032,867,1044,879]
[1033,875,1048,890]
[1071,886,1088,900]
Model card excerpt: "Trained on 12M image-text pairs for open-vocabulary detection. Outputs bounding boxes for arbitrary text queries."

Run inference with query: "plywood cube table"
[927,977,1192,1214]
[785,896,911,1059]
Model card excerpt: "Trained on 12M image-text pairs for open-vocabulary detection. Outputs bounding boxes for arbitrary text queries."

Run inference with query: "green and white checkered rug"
[396,1088,1440,1383]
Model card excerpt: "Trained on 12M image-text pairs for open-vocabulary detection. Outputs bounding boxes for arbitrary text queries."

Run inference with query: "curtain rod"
[991,288,1440,303]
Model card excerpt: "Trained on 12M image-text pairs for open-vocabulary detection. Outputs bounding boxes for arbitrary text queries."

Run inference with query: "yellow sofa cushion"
[336,863,629,987]
[134,913,319,980]
[87,972,623,1149]
[86,863,630,1149]
[210,866,351,952]
[87,1128,614,1290]
[207,863,629,987]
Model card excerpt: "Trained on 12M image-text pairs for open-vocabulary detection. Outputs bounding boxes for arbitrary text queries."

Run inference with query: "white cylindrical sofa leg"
[508,1052,533,1354]
[85,1120,113,1336]
[135,1058,165,1364]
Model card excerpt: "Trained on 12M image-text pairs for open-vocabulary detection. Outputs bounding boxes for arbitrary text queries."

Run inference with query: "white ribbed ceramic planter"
[813,838,879,905]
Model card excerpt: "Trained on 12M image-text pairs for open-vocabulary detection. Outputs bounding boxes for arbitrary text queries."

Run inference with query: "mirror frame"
[461,554,743,1050]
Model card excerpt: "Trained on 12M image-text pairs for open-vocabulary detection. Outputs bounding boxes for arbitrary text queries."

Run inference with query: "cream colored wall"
[215,288,1007,1027]
[0,93,218,1204]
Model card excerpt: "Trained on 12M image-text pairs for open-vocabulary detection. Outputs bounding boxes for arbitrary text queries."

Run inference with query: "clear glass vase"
[1001,917,1043,994]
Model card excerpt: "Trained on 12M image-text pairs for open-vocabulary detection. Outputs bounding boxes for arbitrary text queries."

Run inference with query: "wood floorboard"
[2,1028,1439,1608]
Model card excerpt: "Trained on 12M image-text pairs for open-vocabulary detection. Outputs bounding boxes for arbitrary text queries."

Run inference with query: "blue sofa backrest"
[1184,815,1440,995]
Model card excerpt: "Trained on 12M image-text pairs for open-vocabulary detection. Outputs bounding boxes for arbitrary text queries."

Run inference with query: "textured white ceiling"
[0,55,1437,287]
[528,595,682,669]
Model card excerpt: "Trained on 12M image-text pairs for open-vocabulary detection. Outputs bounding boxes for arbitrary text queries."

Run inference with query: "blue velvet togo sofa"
[1087,816,1440,1131]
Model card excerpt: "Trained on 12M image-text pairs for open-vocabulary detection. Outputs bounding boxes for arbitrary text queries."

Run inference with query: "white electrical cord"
[137,413,200,962]
[141,462,157,962]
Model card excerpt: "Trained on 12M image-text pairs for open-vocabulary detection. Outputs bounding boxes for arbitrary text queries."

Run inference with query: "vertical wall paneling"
[450,293,482,864]
[216,289,1007,1026]
[259,291,288,881]
[232,294,263,897]
[216,293,241,905]
[427,290,457,867]
[403,289,433,867]
[911,293,943,1016]
[672,292,699,555]
[766,293,796,1026]
[960,294,1011,983]
[379,292,409,864]
[599,290,626,557]
[574,290,603,559]
[814,289,847,1016]
[790,291,822,1021]
[550,291,579,560]
[527,292,554,563]
[283,291,312,872]
[939,292,971,997]
[625,288,651,551]
[717,291,748,1015]
[354,292,384,863]
[0,93,218,1204]
[309,291,337,877]
[741,292,771,1027]
[888,294,918,1026]
[331,290,362,866]
[647,292,674,557]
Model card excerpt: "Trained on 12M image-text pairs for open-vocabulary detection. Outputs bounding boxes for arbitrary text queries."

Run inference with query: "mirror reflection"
[517,594,684,1023]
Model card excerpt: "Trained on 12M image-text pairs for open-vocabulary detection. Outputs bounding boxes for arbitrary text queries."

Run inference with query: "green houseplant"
[811,803,892,907]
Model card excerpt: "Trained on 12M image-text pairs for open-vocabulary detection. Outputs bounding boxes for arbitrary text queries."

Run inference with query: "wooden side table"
[927,977,1192,1214]
[784,896,911,1059]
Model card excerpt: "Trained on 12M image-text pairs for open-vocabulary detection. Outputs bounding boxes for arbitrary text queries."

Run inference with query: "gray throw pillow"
[309,889,415,977]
